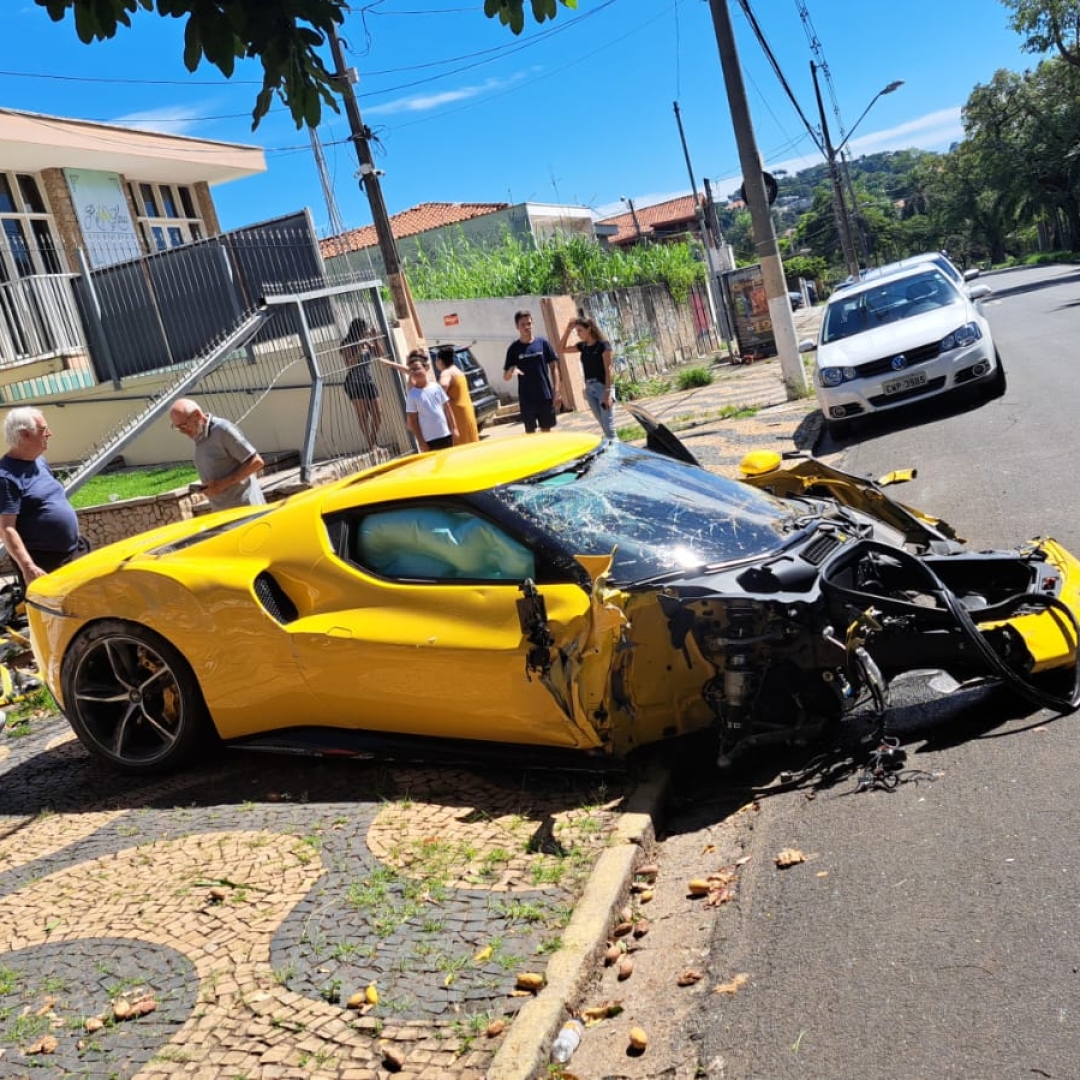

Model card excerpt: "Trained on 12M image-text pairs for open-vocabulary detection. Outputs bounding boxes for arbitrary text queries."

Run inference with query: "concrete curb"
[486,764,670,1080]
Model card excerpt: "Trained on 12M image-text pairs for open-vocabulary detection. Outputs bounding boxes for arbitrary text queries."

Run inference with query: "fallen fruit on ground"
[515,972,545,992]
[714,972,750,995]
[582,1001,624,1023]
[604,942,623,965]
[617,956,634,980]
[486,1018,506,1037]
[677,970,704,986]
[629,1026,649,1051]
[775,848,806,868]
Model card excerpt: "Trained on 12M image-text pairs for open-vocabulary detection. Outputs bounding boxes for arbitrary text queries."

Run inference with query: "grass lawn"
[68,464,199,509]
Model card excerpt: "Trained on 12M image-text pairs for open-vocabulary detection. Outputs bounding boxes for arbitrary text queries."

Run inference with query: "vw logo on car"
[891,354,908,371]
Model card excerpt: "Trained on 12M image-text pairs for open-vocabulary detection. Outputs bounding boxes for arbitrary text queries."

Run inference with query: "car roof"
[835,252,963,293]
[319,431,604,512]
[825,262,948,303]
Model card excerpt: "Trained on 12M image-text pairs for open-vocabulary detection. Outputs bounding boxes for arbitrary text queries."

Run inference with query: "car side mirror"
[963,268,982,281]
[967,284,992,301]
[798,339,816,353]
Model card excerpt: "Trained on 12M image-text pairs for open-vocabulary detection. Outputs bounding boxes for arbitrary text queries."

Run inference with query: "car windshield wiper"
[523,448,603,487]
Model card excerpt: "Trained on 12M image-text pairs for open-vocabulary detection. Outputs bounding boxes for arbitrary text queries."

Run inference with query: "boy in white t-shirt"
[405,350,458,452]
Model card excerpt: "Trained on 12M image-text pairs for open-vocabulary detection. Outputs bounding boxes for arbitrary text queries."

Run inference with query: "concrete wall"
[33,343,412,470]
[414,295,583,410]
[415,284,711,409]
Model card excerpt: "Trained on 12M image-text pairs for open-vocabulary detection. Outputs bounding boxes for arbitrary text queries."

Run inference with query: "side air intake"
[254,572,298,624]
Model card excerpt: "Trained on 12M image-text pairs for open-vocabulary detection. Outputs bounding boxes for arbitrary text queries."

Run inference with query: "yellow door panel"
[289,581,605,749]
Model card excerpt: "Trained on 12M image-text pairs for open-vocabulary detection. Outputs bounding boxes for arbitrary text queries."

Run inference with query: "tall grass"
[407,231,706,304]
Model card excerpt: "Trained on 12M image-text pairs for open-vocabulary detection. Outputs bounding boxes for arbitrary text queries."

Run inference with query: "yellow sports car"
[25,422,1080,775]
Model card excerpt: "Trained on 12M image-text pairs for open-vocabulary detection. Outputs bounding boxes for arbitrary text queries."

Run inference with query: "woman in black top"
[561,315,617,439]
[341,317,383,447]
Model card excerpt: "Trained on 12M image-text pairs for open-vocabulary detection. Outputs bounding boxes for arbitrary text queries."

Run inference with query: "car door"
[289,502,616,752]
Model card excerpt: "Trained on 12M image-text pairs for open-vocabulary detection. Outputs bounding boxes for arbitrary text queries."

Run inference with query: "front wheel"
[984,351,1007,399]
[60,620,214,774]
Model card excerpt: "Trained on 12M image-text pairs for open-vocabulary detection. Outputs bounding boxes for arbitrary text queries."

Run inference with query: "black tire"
[825,416,856,442]
[985,351,1007,399]
[60,619,213,774]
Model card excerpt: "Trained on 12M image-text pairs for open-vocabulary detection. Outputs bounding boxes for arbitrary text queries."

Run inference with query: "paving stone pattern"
[0,355,821,1078]
[0,717,629,1078]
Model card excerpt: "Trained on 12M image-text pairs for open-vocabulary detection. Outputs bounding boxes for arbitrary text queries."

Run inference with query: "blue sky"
[5,1,1038,235]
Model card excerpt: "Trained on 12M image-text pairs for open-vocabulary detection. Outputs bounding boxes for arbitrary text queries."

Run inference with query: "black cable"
[828,539,1080,715]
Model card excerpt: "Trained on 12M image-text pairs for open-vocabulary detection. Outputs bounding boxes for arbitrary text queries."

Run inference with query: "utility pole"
[707,0,807,398]
[622,196,645,243]
[810,60,860,279]
[327,23,422,346]
[673,101,731,353]
[840,150,872,267]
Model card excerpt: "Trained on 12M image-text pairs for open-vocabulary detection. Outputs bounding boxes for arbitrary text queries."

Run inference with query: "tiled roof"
[320,202,509,257]
[597,193,705,245]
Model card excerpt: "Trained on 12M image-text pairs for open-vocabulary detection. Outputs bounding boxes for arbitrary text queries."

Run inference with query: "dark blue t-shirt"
[0,455,79,558]
[504,337,558,406]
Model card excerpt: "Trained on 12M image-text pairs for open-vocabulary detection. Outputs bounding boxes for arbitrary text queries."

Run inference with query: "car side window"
[349,504,537,582]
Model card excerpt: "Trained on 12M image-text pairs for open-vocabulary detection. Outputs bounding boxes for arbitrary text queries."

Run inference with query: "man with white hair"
[168,398,266,512]
[0,407,81,585]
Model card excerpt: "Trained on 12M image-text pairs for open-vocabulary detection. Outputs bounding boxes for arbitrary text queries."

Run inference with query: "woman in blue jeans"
[561,315,617,440]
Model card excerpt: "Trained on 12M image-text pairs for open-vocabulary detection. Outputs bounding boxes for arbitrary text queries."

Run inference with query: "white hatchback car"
[814,264,1003,439]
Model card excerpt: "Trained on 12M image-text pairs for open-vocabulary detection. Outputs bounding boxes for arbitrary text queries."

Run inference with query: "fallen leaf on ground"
[714,972,750,996]
[775,848,806,868]
[473,945,493,963]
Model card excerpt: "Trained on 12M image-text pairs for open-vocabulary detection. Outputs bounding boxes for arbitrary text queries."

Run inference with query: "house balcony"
[0,273,95,400]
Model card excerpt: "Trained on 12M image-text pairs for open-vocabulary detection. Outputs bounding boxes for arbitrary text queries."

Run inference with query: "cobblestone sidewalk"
[0,348,823,1080]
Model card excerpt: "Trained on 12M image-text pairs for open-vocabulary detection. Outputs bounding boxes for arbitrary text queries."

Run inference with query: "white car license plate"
[883,371,927,395]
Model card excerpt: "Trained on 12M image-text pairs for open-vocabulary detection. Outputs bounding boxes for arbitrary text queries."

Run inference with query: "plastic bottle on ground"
[551,1017,584,1064]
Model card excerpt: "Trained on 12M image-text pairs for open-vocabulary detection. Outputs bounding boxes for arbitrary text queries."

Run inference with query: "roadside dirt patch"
[555,782,761,1079]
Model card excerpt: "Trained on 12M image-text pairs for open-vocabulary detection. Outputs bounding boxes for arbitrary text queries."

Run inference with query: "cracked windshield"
[493,442,800,584]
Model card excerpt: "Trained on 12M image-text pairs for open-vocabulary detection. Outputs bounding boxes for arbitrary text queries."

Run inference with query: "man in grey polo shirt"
[169,398,266,511]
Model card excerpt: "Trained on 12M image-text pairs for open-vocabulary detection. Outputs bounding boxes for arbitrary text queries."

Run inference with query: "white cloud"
[603,106,967,217]
[365,74,528,117]
[106,103,217,136]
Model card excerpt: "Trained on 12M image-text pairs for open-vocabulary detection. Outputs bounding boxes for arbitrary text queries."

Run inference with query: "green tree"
[1002,0,1080,66]
[33,0,577,129]
[963,59,1080,251]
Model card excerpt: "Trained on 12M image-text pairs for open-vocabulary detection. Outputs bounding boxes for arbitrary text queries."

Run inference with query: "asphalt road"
[694,264,1080,1080]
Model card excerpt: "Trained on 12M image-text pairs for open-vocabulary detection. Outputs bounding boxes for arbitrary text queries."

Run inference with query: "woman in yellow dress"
[435,345,480,444]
